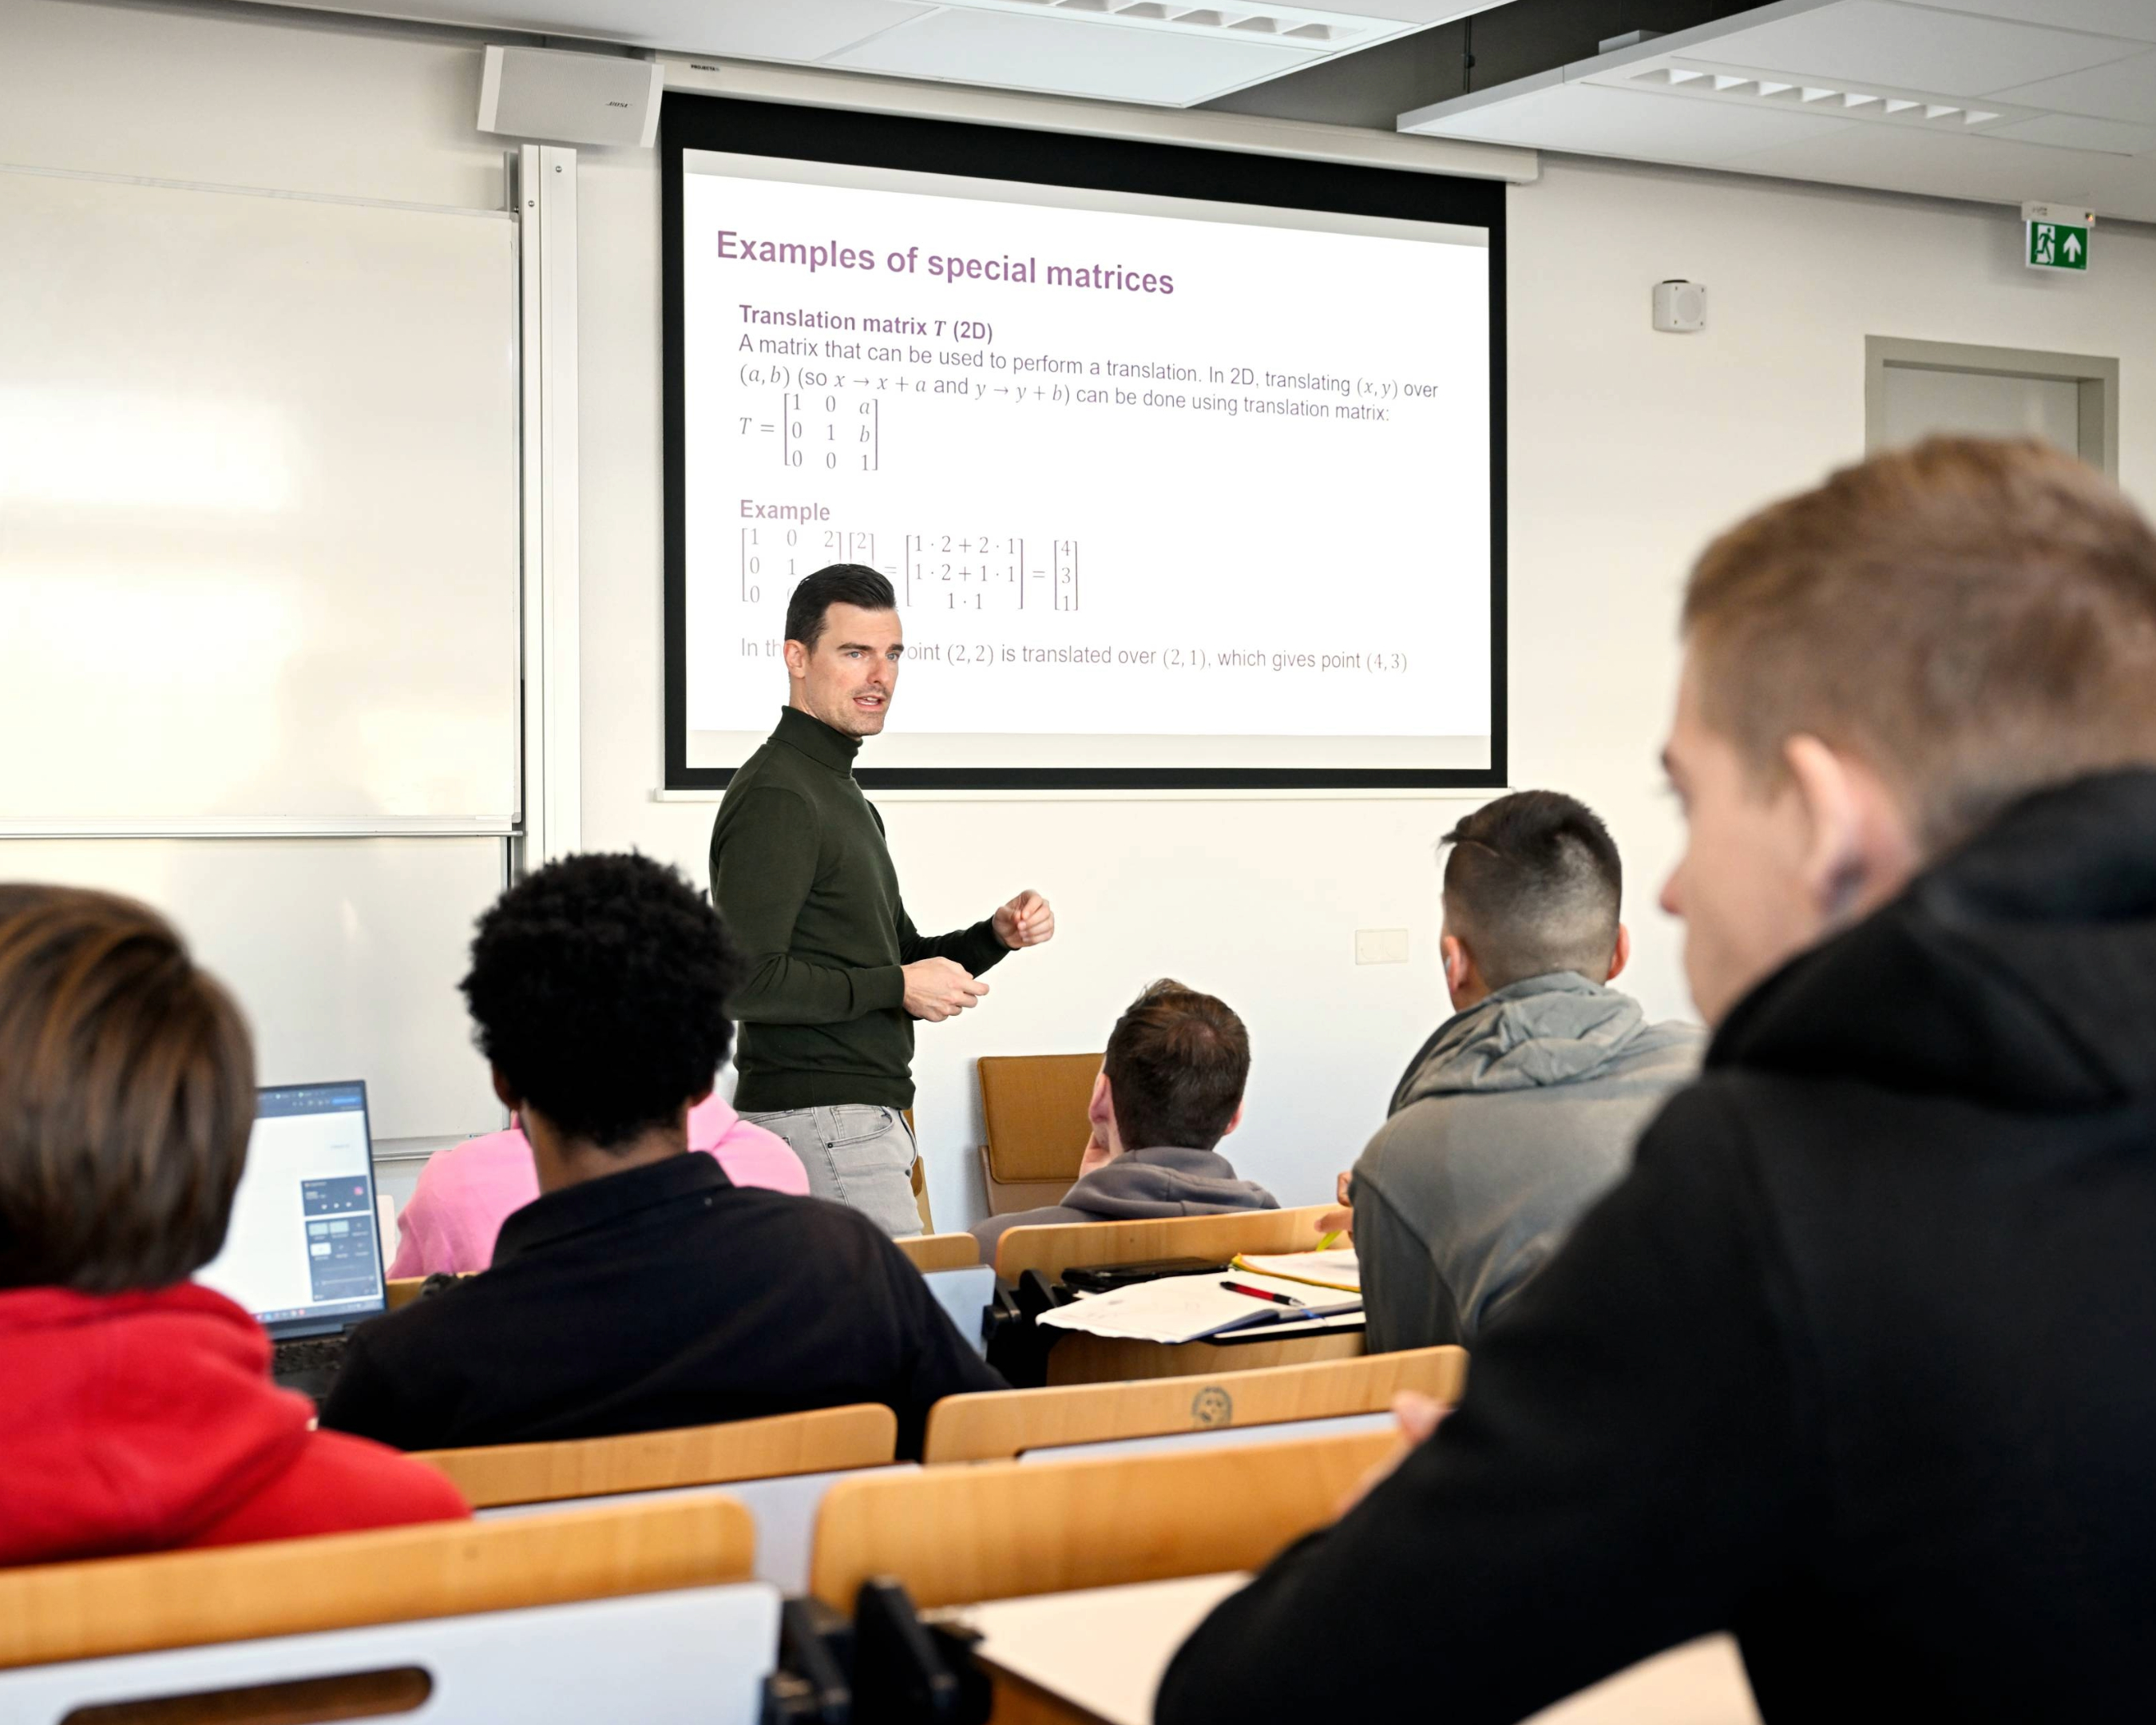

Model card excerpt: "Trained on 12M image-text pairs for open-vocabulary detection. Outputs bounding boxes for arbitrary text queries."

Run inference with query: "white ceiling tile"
[653,0,935,60]
[1338,0,1512,19]
[1704,0,2144,97]
[821,7,1320,105]
[256,0,937,56]
[1403,0,2156,222]
[1406,81,1857,166]
[1988,112,2156,155]
[1993,50,2156,124]
[1726,120,2156,219]
[1911,0,2156,45]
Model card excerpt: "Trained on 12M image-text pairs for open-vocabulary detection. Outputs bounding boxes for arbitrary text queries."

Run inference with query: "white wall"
[1504,156,2156,1040]
[585,136,2156,1227]
[14,0,2156,1227]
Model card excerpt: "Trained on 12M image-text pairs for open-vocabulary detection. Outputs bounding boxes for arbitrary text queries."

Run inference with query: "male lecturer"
[711,565,1054,1235]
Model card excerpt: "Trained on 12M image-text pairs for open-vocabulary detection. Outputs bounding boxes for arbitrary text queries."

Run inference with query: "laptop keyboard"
[272,1334,350,1378]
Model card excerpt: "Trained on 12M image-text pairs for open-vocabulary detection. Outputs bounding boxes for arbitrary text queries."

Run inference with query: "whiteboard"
[0,836,505,1144]
[0,165,521,830]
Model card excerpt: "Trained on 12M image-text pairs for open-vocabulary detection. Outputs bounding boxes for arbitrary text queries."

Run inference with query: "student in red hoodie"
[0,884,467,1567]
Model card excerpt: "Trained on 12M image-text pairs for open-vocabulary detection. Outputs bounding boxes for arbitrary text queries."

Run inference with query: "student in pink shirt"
[388,1092,807,1278]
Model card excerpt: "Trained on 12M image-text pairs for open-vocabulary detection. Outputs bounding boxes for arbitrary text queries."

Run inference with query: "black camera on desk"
[762,1583,992,1725]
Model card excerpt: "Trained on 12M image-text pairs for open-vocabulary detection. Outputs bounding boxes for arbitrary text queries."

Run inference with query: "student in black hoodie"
[1158,438,2156,1725]
[322,853,1004,1461]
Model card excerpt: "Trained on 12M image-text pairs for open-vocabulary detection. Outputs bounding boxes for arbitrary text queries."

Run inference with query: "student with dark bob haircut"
[0,884,467,1566]
[322,853,1003,1459]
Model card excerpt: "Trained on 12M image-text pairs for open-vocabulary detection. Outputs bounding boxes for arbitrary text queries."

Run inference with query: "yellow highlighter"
[1314,1229,1344,1252]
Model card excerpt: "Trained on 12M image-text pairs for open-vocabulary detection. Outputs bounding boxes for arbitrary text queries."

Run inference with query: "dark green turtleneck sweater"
[710,707,1009,1111]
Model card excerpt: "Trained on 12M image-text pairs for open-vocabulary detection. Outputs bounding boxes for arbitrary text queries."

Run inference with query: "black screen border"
[662,93,1508,791]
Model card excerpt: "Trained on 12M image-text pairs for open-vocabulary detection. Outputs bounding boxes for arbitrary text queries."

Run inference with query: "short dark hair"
[461,853,746,1150]
[0,884,256,1293]
[785,564,897,653]
[1101,979,1250,1153]
[1441,791,1623,991]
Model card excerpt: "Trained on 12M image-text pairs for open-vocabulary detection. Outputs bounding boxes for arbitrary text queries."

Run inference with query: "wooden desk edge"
[981,1657,1123,1725]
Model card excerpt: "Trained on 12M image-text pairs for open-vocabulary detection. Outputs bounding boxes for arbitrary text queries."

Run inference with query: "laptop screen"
[196,1081,386,1338]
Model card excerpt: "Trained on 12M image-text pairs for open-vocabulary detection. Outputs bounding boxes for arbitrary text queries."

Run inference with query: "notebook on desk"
[1036,1270,1362,1346]
[1228,1247,1361,1293]
[195,1081,390,1402]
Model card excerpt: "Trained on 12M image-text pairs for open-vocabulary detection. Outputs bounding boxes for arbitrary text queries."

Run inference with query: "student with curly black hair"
[320,853,1004,1457]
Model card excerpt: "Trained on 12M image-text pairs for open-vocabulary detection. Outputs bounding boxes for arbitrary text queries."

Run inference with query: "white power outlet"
[1355,928,1410,965]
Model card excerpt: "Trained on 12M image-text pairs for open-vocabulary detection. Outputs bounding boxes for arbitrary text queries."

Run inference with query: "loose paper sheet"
[1037,1270,1361,1343]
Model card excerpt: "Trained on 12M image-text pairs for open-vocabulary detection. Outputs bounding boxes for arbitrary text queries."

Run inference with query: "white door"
[1877,364,2084,457]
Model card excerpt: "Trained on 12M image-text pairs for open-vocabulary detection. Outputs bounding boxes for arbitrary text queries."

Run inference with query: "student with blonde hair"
[1162,439,2156,1723]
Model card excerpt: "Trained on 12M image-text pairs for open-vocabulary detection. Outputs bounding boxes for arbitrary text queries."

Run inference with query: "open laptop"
[195,1081,388,1402]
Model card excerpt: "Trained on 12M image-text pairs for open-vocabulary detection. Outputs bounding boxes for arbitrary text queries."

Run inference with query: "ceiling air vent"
[1626,62,2010,131]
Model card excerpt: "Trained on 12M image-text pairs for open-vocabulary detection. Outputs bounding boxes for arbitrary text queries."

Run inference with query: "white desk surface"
[1523,1636,1762,1725]
[949,1573,1248,1725]
[948,1576,1761,1725]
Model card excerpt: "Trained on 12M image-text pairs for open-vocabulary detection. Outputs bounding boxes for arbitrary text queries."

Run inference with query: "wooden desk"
[942,1573,1246,1725]
[1520,1636,1760,1723]
[1044,1321,1365,1386]
[946,1572,1762,1725]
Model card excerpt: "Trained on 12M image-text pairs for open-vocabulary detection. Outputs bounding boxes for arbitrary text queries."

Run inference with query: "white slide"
[678,150,1495,779]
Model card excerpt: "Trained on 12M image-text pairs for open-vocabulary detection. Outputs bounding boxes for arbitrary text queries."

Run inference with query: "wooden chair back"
[923,1265,997,1358]
[385,1274,427,1311]
[977,1053,1100,1214]
[900,1107,937,1232]
[993,1203,1335,1282]
[409,1403,898,1510]
[923,1346,1464,1462]
[0,1497,755,1671]
[810,1426,1393,1610]
[2,1587,779,1725]
[894,1231,981,1271]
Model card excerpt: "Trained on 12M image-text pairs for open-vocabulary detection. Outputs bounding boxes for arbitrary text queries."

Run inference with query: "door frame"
[1865,335,2118,478]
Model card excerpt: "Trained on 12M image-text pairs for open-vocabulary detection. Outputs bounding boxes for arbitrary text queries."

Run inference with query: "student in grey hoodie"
[970,980,1277,1263]
[1346,791,1703,1350]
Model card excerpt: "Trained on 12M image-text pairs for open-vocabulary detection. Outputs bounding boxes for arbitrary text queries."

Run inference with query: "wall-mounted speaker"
[478,44,663,150]
[1652,280,1708,334]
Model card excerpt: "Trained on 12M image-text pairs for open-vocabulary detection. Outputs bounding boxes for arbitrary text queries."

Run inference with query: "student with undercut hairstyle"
[969,980,1276,1261]
[1343,791,1702,1348]
[320,853,1003,1460]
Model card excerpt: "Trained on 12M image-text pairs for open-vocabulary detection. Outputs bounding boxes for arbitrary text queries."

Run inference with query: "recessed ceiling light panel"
[1606,57,2037,136]
[925,0,1413,49]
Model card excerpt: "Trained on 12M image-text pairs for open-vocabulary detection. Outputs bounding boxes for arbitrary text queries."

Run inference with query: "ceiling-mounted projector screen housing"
[663,95,1506,791]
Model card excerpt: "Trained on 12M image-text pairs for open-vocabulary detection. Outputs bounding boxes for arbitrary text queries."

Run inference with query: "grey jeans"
[740,1104,921,1238]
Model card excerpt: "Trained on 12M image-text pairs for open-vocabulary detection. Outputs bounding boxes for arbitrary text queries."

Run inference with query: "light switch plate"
[1355,928,1410,965]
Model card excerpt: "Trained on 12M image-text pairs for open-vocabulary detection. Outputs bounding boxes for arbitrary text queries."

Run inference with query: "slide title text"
[717,229,1175,295]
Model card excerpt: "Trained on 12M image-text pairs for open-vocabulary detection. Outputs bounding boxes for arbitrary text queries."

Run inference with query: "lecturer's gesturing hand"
[994,890,1056,950]
[903,958,988,1022]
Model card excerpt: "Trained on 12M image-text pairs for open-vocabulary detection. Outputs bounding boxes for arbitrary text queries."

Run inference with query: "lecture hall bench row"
[0,1353,1461,1724]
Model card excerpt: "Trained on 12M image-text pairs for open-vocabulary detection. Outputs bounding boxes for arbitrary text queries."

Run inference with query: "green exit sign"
[2023,202,2094,272]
